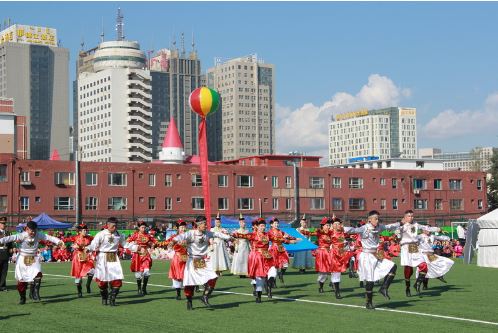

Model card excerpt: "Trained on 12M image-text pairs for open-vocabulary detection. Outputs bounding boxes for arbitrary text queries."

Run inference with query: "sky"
[2,1,498,159]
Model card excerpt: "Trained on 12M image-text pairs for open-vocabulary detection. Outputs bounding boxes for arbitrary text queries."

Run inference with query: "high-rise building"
[150,42,202,158]
[206,55,275,161]
[0,24,69,160]
[77,40,152,162]
[329,107,417,165]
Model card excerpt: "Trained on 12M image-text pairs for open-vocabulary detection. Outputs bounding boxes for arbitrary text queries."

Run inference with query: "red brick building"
[0,153,487,226]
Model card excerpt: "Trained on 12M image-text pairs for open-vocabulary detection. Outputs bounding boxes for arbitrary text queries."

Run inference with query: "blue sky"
[3,1,498,157]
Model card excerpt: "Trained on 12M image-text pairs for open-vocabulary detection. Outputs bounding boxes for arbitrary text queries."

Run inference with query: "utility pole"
[75,147,80,225]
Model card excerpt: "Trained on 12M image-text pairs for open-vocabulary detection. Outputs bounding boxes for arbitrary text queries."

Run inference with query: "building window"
[285,198,292,210]
[0,164,6,182]
[85,172,98,186]
[148,197,156,210]
[310,198,325,210]
[349,198,365,210]
[238,198,254,210]
[272,198,278,210]
[54,197,74,210]
[413,179,426,190]
[435,199,443,210]
[349,178,364,189]
[192,197,205,210]
[108,197,127,210]
[477,179,483,191]
[380,178,386,186]
[381,199,386,210]
[218,175,228,187]
[191,174,202,187]
[450,199,463,210]
[0,195,7,212]
[108,173,127,186]
[20,171,30,183]
[85,197,98,210]
[478,199,483,209]
[310,177,324,189]
[35,197,41,203]
[332,177,341,189]
[332,198,343,210]
[392,178,397,189]
[20,196,29,210]
[285,176,292,188]
[35,171,41,177]
[392,198,398,210]
[218,198,229,210]
[165,174,173,187]
[434,179,442,190]
[148,174,156,187]
[449,179,462,190]
[165,197,172,210]
[272,176,278,189]
[55,172,75,186]
[414,199,428,210]
[237,175,253,187]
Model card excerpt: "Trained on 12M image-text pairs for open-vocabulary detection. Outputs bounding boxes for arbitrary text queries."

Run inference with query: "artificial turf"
[1,258,497,332]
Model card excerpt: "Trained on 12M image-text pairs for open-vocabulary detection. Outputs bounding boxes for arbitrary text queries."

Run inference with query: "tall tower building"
[328,107,417,165]
[149,39,202,158]
[0,24,69,160]
[77,40,152,162]
[206,55,275,161]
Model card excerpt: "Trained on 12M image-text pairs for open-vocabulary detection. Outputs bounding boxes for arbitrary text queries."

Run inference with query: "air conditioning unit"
[413,189,420,195]
[20,180,32,186]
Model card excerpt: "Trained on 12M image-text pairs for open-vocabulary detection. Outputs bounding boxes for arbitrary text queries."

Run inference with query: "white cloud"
[276,74,410,160]
[422,92,498,139]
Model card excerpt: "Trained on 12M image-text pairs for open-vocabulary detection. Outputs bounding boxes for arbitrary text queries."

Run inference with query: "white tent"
[464,209,498,268]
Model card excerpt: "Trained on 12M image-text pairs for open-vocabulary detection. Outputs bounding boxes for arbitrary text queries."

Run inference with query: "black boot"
[86,274,93,293]
[318,281,324,294]
[142,276,149,295]
[19,289,26,305]
[437,276,447,283]
[405,279,411,297]
[365,281,375,310]
[348,259,355,278]
[279,268,286,285]
[28,282,34,300]
[414,272,426,296]
[109,288,119,306]
[136,278,143,296]
[379,264,396,300]
[32,278,41,301]
[333,282,342,299]
[76,282,83,298]
[187,296,193,310]
[423,277,429,290]
[267,278,274,299]
[359,281,364,288]
[201,285,213,307]
[256,290,262,303]
[100,288,109,306]
[195,285,200,292]
[253,284,257,296]
[176,288,182,300]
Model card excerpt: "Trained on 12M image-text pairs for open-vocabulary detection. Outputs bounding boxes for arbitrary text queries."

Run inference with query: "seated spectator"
[442,241,453,258]
[453,240,463,258]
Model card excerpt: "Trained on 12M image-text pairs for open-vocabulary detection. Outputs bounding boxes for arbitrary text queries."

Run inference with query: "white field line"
[30,273,498,327]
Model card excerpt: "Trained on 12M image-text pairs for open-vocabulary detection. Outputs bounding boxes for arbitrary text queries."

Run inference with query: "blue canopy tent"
[16,213,72,232]
[210,216,316,253]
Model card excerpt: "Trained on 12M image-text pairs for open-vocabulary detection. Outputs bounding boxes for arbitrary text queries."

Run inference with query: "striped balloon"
[189,87,220,118]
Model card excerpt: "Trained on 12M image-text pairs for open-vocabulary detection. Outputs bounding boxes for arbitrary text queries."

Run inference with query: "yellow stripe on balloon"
[200,87,213,116]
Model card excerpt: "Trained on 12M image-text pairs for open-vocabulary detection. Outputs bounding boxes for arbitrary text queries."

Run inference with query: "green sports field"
[1,258,497,332]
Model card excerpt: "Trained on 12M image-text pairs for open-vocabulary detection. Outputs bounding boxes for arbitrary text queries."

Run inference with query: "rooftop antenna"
[100,17,105,43]
[80,37,85,51]
[172,33,176,50]
[116,7,124,41]
[180,32,185,57]
[191,30,195,52]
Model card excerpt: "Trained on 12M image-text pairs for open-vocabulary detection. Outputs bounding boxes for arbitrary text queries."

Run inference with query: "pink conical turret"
[50,149,60,161]
[159,116,185,164]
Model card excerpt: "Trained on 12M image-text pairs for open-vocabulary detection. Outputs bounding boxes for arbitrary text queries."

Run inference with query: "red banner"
[198,119,211,230]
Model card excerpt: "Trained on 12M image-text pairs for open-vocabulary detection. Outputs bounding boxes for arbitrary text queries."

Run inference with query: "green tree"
[487,149,498,211]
